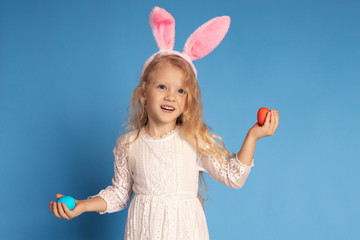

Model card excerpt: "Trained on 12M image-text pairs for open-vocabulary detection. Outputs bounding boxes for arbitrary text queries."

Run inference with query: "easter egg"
[257,107,270,126]
[57,196,76,210]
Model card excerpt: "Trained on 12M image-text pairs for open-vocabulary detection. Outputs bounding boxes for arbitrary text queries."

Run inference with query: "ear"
[140,91,146,101]
[183,16,230,60]
[149,6,175,51]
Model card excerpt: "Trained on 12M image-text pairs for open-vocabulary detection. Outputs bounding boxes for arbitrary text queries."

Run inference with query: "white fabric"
[89,126,254,240]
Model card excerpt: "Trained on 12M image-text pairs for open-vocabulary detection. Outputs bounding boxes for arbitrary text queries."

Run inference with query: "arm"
[50,134,134,220]
[88,134,134,214]
[197,133,255,189]
[197,110,279,189]
[236,132,257,167]
[197,150,254,189]
[237,109,279,166]
[50,192,115,220]
[82,196,107,213]
[50,189,120,220]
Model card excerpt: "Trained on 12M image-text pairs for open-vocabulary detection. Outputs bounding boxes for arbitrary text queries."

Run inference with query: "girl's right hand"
[49,193,86,220]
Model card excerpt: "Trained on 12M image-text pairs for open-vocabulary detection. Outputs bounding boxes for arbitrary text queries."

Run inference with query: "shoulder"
[114,130,139,152]
[117,130,137,143]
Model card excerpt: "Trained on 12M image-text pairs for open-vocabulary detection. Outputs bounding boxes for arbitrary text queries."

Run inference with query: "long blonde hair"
[125,54,232,209]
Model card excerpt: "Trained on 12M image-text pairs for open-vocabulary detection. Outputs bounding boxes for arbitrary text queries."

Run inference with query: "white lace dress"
[89,126,254,240]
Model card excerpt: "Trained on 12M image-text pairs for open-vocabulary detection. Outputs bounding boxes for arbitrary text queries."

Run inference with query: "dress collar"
[141,125,180,141]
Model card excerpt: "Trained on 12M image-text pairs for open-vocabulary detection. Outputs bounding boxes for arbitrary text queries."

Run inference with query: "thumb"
[55,193,64,199]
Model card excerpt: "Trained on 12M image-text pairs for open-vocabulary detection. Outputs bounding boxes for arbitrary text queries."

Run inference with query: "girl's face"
[142,64,187,130]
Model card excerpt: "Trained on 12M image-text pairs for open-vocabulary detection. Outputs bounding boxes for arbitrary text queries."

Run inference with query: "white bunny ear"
[183,16,230,61]
[149,7,175,50]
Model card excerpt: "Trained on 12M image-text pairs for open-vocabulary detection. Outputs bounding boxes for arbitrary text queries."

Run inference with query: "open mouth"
[161,105,175,112]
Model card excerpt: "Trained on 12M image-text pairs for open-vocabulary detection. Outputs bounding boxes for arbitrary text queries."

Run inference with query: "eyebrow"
[152,81,185,89]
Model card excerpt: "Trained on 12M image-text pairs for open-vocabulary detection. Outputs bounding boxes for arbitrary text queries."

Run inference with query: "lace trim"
[141,125,180,141]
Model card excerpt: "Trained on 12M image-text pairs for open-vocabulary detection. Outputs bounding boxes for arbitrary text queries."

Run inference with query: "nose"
[164,91,176,102]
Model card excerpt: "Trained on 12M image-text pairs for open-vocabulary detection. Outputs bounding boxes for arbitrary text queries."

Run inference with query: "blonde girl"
[49,7,279,239]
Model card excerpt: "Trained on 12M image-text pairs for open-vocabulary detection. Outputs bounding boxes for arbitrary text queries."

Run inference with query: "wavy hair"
[124,54,232,209]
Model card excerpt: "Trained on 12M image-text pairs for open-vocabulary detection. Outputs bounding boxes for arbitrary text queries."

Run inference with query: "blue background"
[1,0,359,239]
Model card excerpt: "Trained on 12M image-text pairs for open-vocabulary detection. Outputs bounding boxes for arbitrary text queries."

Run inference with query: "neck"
[144,123,177,138]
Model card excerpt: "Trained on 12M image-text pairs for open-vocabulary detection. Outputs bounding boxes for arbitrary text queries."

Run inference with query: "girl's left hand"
[249,109,279,140]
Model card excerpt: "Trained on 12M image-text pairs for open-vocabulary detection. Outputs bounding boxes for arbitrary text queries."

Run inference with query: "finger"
[264,110,271,127]
[266,110,273,134]
[56,193,64,199]
[271,110,276,127]
[58,202,70,220]
[273,110,279,132]
[62,203,74,219]
[269,111,275,134]
[50,201,54,213]
[57,202,70,220]
[52,201,61,218]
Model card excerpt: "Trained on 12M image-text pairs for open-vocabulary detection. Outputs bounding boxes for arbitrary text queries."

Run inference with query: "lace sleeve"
[88,134,134,214]
[198,153,254,189]
[196,138,254,189]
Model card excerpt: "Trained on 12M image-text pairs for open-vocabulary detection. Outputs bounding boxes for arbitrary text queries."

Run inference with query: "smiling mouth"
[161,105,175,112]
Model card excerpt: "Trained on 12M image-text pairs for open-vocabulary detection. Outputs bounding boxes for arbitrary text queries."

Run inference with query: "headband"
[141,6,231,79]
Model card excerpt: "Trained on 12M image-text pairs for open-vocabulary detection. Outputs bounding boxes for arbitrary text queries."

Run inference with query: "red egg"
[257,107,270,126]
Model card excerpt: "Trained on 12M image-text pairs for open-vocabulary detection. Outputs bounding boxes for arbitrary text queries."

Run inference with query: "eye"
[158,84,166,90]
[178,89,185,94]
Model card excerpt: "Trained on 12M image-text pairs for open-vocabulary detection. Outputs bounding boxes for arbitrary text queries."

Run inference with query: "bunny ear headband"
[141,6,231,79]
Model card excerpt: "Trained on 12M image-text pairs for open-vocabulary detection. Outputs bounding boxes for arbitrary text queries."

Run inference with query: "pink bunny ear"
[149,7,175,50]
[183,16,230,61]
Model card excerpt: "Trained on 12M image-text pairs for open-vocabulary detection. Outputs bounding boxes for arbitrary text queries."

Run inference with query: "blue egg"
[57,196,76,210]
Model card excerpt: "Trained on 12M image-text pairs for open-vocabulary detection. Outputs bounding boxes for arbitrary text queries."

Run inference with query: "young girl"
[49,7,279,239]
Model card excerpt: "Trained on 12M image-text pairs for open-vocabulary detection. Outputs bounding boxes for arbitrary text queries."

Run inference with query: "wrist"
[81,200,89,212]
[76,199,89,213]
[247,129,258,141]
[79,198,94,213]
[82,196,107,213]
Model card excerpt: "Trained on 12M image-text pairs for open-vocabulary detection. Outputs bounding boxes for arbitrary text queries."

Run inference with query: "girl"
[49,7,279,239]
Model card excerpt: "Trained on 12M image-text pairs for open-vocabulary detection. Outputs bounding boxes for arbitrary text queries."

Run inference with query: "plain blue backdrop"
[1,0,359,239]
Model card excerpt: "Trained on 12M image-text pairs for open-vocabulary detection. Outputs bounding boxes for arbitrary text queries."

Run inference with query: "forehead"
[150,64,186,86]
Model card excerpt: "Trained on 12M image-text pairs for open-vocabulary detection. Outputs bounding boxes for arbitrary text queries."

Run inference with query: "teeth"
[161,106,175,111]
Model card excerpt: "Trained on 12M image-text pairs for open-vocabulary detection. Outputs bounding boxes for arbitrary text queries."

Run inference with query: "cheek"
[145,91,156,102]
[178,96,186,110]
[181,97,190,113]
